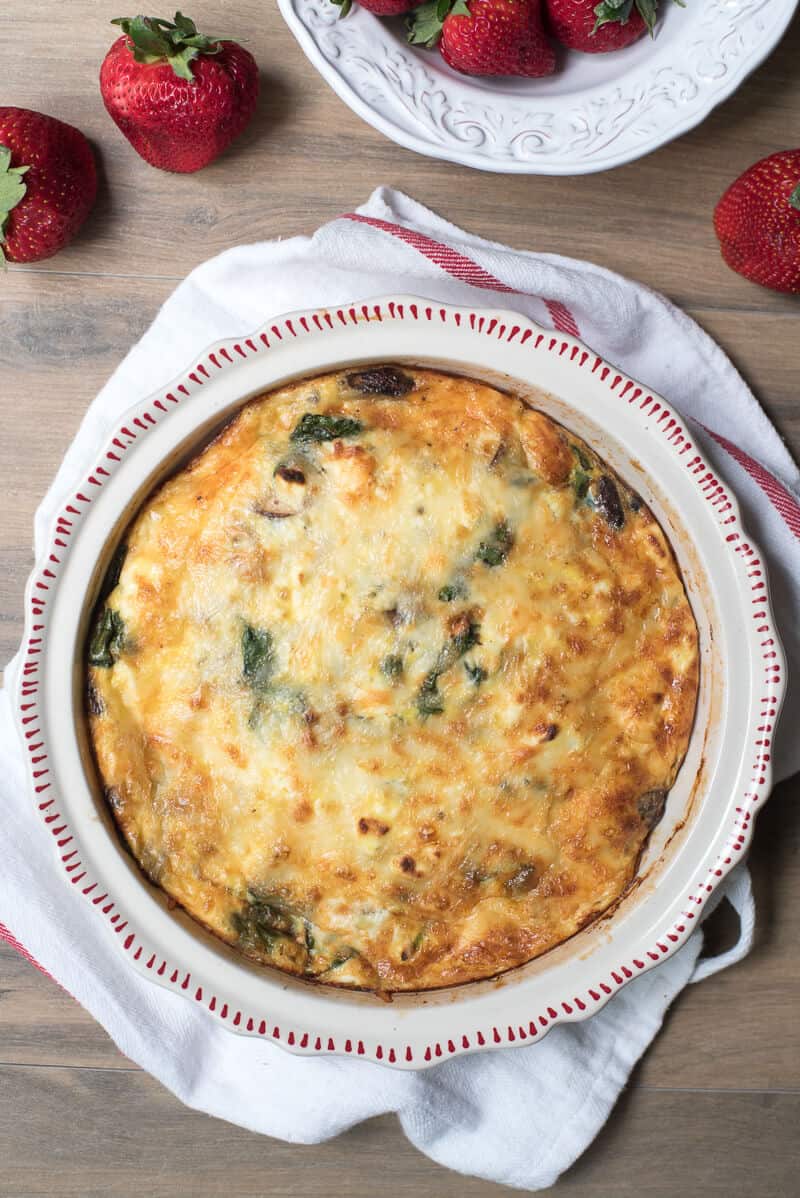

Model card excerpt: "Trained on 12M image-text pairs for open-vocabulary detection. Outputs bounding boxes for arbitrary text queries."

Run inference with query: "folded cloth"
[2,188,799,1192]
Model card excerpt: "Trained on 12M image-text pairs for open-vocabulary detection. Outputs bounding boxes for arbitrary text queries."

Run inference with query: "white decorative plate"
[278,0,798,174]
[16,297,785,1068]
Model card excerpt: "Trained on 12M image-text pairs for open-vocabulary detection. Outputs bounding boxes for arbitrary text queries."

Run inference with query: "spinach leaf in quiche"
[401,927,427,961]
[571,443,592,471]
[232,894,308,959]
[464,661,487,686]
[569,443,593,503]
[441,618,481,667]
[242,624,275,693]
[438,578,468,603]
[99,542,128,601]
[289,412,363,443]
[326,947,359,971]
[416,672,445,717]
[416,619,481,717]
[380,654,404,680]
[475,520,514,567]
[571,468,591,501]
[88,608,125,668]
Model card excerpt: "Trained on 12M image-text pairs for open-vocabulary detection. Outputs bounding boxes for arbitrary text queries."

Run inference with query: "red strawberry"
[0,108,97,265]
[409,0,556,77]
[332,0,424,14]
[544,0,651,52]
[100,12,259,174]
[714,150,800,294]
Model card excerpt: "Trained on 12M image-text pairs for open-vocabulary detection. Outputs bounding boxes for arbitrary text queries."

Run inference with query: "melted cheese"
[87,367,699,992]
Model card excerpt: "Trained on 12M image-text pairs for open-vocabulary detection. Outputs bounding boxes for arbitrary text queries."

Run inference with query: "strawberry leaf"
[593,0,635,31]
[634,0,659,34]
[595,0,674,35]
[112,11,223,80]
[112,15,172,60]
[790,183,800,212]
[0,144,30,266]
[328,0,353,15]
[172,11,198,36]
[166,44,201,81]
[408,0,464,47]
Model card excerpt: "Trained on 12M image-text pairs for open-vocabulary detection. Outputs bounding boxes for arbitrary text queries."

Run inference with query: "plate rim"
[277,0,799,176]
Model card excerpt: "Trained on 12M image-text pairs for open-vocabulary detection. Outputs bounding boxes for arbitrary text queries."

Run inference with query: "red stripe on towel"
[0,920,53,979]
[343,212,581,336]
[706,429,800,542]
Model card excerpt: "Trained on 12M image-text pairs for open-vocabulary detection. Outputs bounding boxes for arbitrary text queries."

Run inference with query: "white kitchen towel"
[2,187,799,1192]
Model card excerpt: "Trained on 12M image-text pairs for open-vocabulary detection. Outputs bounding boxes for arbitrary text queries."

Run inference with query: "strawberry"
[331,0,424,14]
[100,12,259,174]
[714,150,800,294]
[409,0,556,77]
[0,108,97,265]
[544,0,650,52]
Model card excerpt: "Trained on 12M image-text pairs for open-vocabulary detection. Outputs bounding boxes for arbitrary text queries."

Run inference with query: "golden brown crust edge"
[86,366,699,993]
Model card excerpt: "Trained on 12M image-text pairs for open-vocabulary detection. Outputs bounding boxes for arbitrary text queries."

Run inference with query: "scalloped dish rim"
[14,296,785,1069]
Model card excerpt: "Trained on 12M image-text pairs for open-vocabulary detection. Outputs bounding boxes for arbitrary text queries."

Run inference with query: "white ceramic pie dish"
[15,296,785,1069]
[278,0,798,175]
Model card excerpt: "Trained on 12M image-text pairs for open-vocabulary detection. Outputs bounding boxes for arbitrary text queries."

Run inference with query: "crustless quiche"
[86,365,699,992]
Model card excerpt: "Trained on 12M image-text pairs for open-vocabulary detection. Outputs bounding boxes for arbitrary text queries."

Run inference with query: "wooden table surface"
[2,2,799,1194]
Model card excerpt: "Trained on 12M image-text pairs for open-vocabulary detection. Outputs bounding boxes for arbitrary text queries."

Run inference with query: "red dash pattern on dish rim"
[11,299,784,1067]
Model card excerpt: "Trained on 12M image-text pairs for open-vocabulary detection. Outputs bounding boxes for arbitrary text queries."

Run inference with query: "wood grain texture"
[1,0,799,1193]
[1,1,799,310]
[2,1067,800,1198]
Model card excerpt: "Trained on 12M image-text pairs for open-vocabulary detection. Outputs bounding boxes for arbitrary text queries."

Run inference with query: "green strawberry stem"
[790,183,800,212]
[329,0,354,16]
[0,145,30,267]
[409,0,685,46]
[594,0,684,37]
[408,0,469,48]
[111,11,224,81]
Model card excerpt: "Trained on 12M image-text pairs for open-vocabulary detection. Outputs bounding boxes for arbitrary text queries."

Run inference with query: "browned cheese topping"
[87,367,699,991]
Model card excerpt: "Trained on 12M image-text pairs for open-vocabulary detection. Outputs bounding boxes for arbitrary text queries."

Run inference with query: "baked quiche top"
[87,365,699,992]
